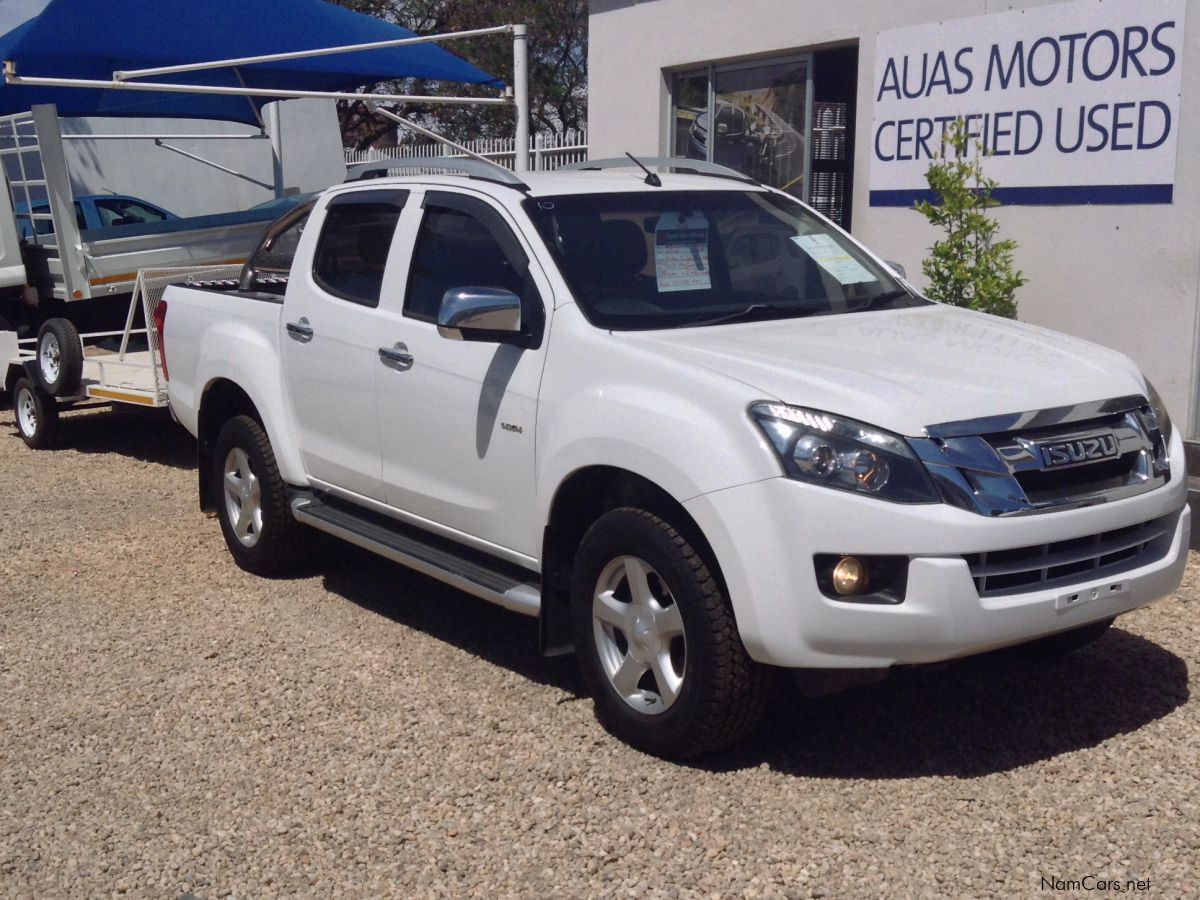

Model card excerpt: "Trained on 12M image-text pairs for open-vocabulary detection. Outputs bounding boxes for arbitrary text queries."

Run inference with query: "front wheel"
[212,415,308,576]
[12,376,59,449]
[571,508,771,758]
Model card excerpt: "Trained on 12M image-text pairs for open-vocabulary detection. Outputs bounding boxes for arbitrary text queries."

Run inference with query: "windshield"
[524,190,926,330]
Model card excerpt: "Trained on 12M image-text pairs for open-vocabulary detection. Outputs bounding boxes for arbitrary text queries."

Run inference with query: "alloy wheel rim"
[222,447,263,548]
[16,387,36,437]
[591,555,687,714]
[39,333,60,384]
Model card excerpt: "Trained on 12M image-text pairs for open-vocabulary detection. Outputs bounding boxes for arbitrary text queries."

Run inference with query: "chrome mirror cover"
[437,287,522,340]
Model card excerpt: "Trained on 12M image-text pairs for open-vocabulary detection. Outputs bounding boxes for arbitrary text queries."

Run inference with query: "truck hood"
[621,304,1147,436]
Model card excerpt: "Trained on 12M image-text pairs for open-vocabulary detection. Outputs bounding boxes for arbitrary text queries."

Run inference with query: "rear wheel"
[571,507,771,758]
[34,318,83,397]
[12,376,58,449]
[213,415,308,576]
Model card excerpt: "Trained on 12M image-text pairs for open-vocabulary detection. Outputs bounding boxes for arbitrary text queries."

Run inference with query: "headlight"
[1144,379,1173,443]
[749,403,938,503]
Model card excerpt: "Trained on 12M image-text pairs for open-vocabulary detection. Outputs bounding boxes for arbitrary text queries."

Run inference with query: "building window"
[670,46,858,229]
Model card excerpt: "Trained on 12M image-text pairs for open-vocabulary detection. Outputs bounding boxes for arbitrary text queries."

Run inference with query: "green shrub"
[914,120,1026,319]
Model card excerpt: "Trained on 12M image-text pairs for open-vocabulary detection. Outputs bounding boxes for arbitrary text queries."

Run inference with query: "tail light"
[152,299,168,381]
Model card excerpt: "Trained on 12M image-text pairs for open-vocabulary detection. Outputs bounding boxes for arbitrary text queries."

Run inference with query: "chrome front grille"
[964,515,1174,597]
[909,396,1170,516]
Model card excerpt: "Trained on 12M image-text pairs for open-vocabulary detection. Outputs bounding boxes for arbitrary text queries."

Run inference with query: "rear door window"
[311,190,408,308]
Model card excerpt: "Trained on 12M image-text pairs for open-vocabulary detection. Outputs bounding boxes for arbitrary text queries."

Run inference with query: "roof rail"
[345,157,529,191]
[558,156,759,185]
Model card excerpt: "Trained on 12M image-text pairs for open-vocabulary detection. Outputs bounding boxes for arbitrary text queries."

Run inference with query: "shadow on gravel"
[3,406,196,469]
[699,628,1189,779]
[316,544,1187,775]
[320,540,585,698]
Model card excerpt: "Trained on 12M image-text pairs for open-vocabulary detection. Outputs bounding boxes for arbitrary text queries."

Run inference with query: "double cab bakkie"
[158,157,1189,758]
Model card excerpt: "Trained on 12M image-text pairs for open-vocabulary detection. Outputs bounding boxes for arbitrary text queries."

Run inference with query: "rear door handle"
[286,317,314,343]
[379,342,414,371]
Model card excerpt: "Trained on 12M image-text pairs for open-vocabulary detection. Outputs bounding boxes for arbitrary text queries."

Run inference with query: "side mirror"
[437,287,522,342]
[884,260,907,280]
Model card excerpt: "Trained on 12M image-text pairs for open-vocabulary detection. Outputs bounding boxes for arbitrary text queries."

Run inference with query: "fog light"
[832,556,869,596]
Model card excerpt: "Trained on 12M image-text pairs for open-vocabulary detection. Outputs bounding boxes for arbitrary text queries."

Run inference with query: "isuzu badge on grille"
[1036,433,1120,469]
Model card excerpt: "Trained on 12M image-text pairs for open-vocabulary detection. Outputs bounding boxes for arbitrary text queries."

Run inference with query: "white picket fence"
[345,129,588,172]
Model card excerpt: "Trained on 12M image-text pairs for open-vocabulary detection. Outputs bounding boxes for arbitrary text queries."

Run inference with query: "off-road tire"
[571,507,772,758]
[12,376,59,449]
[212,414,308,576]
[34,318,83,397]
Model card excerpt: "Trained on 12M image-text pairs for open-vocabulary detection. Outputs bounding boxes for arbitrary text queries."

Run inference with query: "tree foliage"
[914,120,1025,319]
[331,1,587,149]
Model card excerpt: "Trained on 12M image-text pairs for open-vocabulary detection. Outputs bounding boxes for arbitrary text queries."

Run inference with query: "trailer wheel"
[12,376,58,449]
[34,318,83,397]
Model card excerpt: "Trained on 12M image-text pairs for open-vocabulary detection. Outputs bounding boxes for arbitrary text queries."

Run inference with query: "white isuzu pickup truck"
[159,157,1190,758]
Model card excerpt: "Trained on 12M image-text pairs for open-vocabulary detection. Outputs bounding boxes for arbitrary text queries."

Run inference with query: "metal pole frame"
[368,105,492,164]
[153,139,275,191]
[4,20,533,173]
[3,72,512,107]
[60,133,268,140]
[513,24,530,172]
[113,25,516,82]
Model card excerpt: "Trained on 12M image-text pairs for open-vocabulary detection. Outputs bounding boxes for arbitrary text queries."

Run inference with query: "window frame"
[94,197,171,226]
[310,189,409,309]
[402,190,545,348]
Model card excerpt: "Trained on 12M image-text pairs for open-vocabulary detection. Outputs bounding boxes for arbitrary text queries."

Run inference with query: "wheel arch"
[5,360,31,397]
[196,378,263,512]
[538,465,727,657]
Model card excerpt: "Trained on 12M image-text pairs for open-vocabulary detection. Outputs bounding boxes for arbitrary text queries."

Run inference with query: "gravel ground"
[0,404,1197,899]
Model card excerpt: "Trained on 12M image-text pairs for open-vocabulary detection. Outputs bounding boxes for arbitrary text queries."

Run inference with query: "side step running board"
[291,495,541,617]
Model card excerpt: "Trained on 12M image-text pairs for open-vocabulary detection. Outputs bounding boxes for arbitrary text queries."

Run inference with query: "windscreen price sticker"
[791,234,876,285]
[655,213,712,293]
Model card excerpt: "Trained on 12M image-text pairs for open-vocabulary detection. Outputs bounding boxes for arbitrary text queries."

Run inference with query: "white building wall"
[589,0,1200,435]
[59,99,345,217]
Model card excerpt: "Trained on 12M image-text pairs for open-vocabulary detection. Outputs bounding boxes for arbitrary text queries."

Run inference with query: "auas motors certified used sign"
[869,0,1186,206]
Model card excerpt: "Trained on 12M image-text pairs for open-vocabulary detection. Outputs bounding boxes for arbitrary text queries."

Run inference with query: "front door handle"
[286,317,314,343]
[379,342,414,371]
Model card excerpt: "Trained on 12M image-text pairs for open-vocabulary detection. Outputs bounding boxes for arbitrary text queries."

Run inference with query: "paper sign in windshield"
[791,234,876,285]
[655,213,711,293]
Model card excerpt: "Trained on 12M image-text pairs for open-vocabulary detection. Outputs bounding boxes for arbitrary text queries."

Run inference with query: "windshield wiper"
[686,303,815,328]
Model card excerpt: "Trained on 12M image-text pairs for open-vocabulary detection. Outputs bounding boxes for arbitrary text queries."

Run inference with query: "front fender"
[535,334,783,527]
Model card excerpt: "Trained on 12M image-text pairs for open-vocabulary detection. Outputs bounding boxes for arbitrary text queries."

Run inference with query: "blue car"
[16,194,178,239]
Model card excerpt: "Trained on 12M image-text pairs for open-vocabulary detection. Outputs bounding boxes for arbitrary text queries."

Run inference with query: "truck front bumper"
[684,445,1190,669]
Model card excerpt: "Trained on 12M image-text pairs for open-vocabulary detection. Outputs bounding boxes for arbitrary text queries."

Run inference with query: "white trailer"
[5,264,242,447]
[0,9,529,448]
[0,103,330,332]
